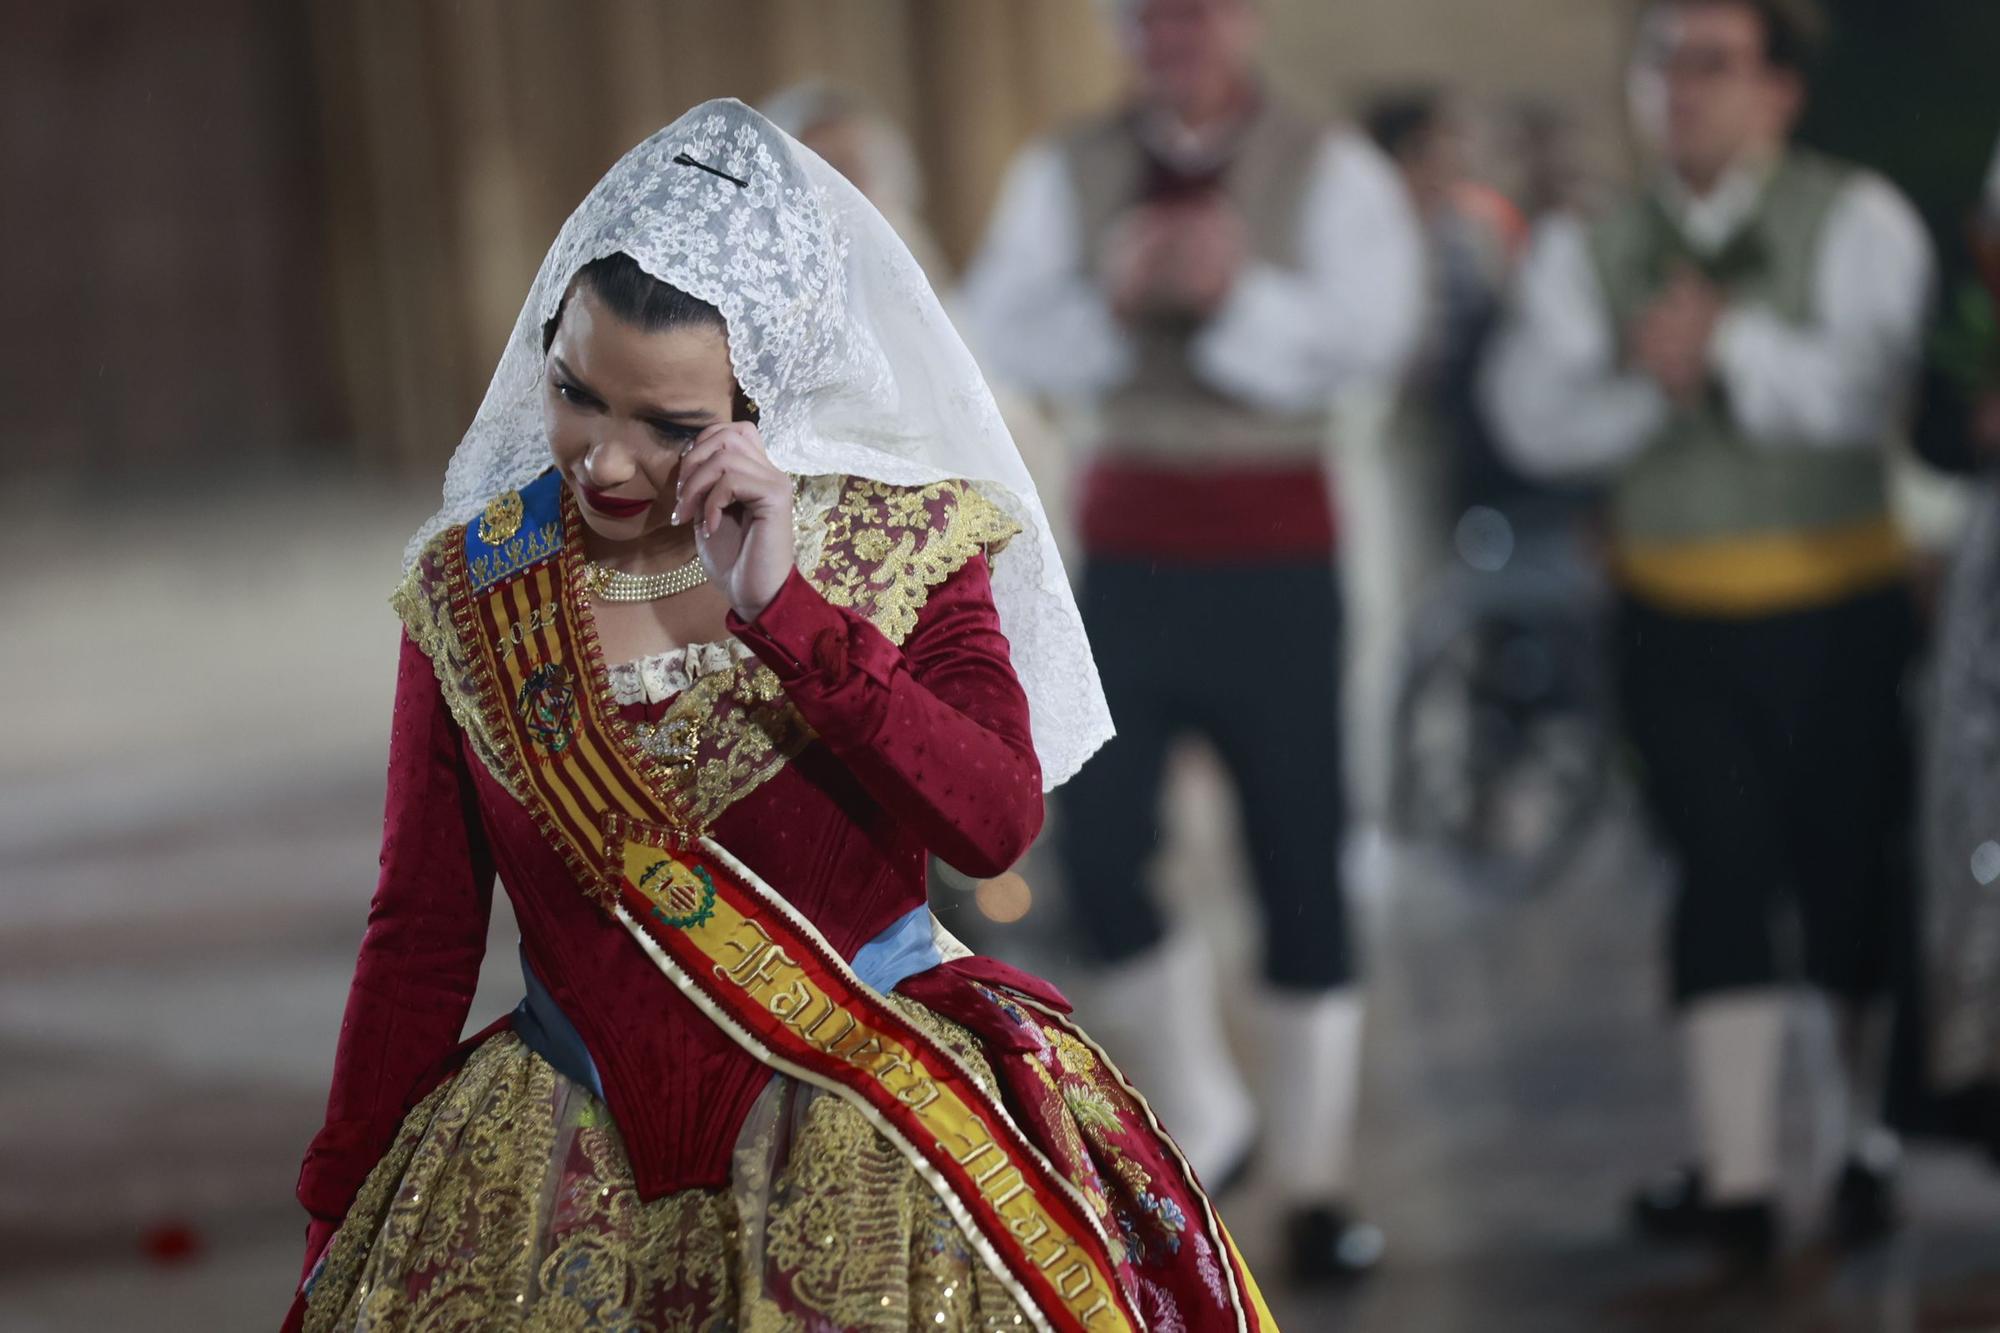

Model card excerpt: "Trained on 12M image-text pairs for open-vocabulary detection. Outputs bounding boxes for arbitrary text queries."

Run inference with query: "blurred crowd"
[765,0,2000,1291]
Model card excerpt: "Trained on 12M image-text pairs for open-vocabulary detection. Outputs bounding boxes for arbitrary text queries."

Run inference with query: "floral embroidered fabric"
[301,982,1259,1332]
[303,1016,1031,1331]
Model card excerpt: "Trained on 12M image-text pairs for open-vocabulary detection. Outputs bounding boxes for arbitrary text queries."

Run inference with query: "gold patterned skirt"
[303,999,1032,1332]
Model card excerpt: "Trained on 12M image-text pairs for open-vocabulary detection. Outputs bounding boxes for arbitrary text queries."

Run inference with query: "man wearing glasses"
[1483,0,1934,1274]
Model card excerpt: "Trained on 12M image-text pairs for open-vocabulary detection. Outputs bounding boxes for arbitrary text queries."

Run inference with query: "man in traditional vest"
[961,0,1423,1285]
[1483,0,1934,1271]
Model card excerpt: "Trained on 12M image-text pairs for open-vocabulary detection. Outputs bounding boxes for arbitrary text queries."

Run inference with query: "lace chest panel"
[607,640,758,707]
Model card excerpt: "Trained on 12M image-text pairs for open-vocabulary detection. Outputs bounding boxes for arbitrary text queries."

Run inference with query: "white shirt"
[1481,160,1936,479]
[958,128,1425,414]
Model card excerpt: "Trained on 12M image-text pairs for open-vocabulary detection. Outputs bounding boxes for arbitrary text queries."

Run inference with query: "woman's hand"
[672,421,794,622]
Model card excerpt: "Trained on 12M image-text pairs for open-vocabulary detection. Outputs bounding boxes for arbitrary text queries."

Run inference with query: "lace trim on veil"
[399,99,1111,788]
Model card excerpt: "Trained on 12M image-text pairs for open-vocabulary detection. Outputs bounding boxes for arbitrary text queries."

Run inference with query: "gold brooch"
[635,716,702,769]
[479,490,525,543]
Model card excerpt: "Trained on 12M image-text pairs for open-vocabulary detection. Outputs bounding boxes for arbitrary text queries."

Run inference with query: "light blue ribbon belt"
[511,904,943,1099]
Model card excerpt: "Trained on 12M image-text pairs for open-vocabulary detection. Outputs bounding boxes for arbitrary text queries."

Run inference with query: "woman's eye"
[554,382,596,408]
[652,421,699,444]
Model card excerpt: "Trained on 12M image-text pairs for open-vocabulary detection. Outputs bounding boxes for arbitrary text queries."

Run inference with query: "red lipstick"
[579,484,653,519]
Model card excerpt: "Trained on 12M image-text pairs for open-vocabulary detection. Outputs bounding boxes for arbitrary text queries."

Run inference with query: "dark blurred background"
[8,1,1992,477]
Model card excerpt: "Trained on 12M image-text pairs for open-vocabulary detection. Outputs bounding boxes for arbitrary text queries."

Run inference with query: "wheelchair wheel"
[1388,572,1617,897]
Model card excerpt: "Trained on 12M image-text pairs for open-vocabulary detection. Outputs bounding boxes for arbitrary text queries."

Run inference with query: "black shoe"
[1828,1155,1899,1250]
[1286,1204,1385,1286]
[1630,1167,1778,1271]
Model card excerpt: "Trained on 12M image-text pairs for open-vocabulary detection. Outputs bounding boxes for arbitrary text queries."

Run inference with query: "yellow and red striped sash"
[423,475,1144,1330]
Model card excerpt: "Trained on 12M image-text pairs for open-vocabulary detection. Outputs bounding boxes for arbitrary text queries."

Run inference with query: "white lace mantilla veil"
[402,98,1112,788]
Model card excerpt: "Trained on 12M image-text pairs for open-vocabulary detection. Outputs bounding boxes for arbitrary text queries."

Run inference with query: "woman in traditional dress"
[285,100,1274,1333]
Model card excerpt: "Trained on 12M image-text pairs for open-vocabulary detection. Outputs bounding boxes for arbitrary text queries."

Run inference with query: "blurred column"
[1,0,334,476]
[306,0,468,471]
[302,0,1121,472]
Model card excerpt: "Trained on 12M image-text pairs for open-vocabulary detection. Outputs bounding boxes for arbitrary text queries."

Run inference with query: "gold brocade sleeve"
[810,478,1023,646]
[389,529,528,803]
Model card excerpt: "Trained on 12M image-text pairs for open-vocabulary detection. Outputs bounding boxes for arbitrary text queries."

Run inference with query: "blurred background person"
[1364,88,1523,345]
[15,3,2000,1329]
[1345,89,1524,827]
[760,80,1076,605]
[1363,89,1526,521]
[1483,0,1934,1273]
[1919,130,2000,1162]
[1504,97,1606,227]
[761,80,951,284]
[959,0,1424,1285]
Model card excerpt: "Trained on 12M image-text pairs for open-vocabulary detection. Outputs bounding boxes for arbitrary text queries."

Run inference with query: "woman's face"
[543,284,737,547]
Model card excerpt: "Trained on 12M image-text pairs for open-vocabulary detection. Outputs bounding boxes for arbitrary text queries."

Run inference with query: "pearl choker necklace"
[581,553,708,603]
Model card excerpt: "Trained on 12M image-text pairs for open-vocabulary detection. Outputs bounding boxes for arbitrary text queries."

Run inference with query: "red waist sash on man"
[1079,455,1336,562]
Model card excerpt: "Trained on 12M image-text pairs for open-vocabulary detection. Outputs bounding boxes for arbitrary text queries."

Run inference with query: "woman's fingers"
[688,420,765,464]
[672,424,768,523]
[703,459,788,536]
[700,470,752,537]
[667,422,793,617]
[670,435,727,523]
[675,453,740,521]
[677,453,785,533]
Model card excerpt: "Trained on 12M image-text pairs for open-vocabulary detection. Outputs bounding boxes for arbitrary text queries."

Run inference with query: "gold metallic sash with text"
[609,826,1145,1333]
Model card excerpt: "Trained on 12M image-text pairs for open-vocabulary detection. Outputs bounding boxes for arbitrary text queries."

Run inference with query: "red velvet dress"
[297,550,1046,1235]
[289,477,1272,1332]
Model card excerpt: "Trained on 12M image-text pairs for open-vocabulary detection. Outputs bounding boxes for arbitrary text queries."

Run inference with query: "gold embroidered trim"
[390,545,526,803]
[594,476,1019,831]
[467,520,562,592]
[562,488,817,839]
[393,474,1020,841]
[814,479,1022,645]
[302,1026,1030,1331]
[300,1076,454,1332]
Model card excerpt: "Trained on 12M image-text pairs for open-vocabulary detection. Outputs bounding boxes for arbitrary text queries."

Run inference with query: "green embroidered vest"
[1586,150,1891,545]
